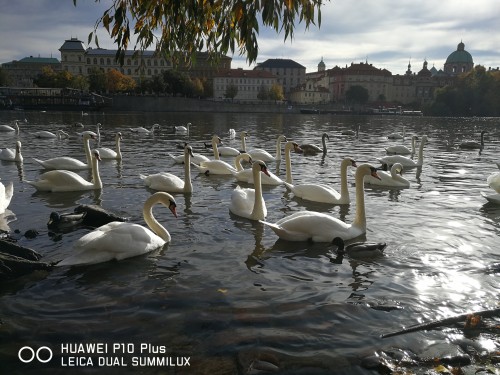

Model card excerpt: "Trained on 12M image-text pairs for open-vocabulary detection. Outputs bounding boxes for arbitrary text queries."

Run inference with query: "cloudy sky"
[1,0,499,75]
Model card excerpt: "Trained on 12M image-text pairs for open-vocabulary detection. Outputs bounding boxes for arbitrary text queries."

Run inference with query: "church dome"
[445,42,473,64]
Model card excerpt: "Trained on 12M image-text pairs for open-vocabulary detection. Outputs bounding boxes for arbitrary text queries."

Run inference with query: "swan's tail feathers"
[32,158,45,167]
[283,182,294,190]
[259,220,285,236]
[139,174,149,181]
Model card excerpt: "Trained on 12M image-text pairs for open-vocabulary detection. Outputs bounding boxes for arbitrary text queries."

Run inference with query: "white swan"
[32,130,68,139]
[260,164,381,242]
[57,192,177,266]
[174,122,191,133]
[32,133,95,170]
[378,135,427,168]
[284,157,357,204]
[0,180,14,215]
[94,132,122,160]
[481,191,500,205]
[332,237,386,258]
[130,123,160,134]
[365,163,410,187]
[387,126,405,140]
[140,145,193,193]
[245,134,288,162]
[341,125,359,137]
[385,135,418,155]
[0,141,23,162]
[218,131,247,156]
[229,160,270,220]
[283,141,304,184]
[193,135,238,175]
[459,130,487,149]
[26,150,103,192]
[77,123,101,143]
[231,153,283,185]
[300,133,329,155]
[487,171,500,193]
[229,128,236,139]
[168,145,209,164]
[0,121,20,133]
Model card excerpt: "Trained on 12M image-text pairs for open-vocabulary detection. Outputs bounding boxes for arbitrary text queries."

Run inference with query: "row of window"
[215,85,271,91]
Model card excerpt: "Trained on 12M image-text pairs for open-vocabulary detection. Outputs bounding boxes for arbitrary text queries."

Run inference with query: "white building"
[213,68,277,101]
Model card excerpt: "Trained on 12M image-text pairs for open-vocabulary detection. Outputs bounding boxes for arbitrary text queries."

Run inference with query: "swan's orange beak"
[261,165,270,177]
[370,167,381,180]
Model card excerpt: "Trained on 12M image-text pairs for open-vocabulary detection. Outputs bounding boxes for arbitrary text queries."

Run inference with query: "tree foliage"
[224,83,238,100]
[75,0,324,65]
[269,83,284,101]
[428,66,500,116]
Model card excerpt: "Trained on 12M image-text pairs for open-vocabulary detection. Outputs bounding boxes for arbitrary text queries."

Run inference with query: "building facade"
[1,56,61,87]
[213,68,277,101]
[444,41,474,75]
[253,59,306,98]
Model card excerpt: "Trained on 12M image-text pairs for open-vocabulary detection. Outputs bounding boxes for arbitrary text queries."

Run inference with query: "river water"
[0,110,499,374]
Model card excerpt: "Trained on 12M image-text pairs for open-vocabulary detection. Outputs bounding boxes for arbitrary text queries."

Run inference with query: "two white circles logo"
[18,346,53,363]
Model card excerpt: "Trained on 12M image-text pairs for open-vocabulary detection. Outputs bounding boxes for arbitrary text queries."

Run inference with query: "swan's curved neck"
[339,160,350,200]
[417,139,425,163]
[143,195,171,242]
[322,134,328,154]
[91,155,103,189]
[183,149,192,193]
[352,170,367,230]
[285,147,293,184]
[115,136,122,159]
[15,144,22,162]
[212,138,220,160]
[241,134,247,152]
[251,164,265,219]
[275,137,283,160]
[234,154,246,171]
[83,137,92,165]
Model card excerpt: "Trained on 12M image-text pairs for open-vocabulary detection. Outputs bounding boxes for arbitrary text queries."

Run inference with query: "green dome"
[445,42,473,64]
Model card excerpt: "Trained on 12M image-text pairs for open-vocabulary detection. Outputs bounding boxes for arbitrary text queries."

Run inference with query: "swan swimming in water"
[0,180,13,215]
[364,163,410,188]
[385,135,418,155]
[300,133,329,155]
[244,134,288,162]
[0,120,20,133]
[140,144,194,193]
[229,160,270,220]
[260,164,381,242]
[231,153,283,185]
[332,237,386,258]
[378,135,427,168]
[130,123,160,134]
[192,135,240,175]
[32,133,95,170]
[387,126,405,140]
[32,130,68,139]
[57,192,178,266]
[94,132,122,160]
[174,122,190,133]
[284,157,357,204]
[217,131,247,156]
[26,150,103,192]
[459,130,487,149]
[0,141,23,162]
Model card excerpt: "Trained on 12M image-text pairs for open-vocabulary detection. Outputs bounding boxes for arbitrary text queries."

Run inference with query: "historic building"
[444,41,474,75]
[253,59,306,98]
[212,68,277,101]
[1,56,61,87]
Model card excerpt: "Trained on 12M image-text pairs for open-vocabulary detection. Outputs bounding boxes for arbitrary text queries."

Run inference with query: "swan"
[32,130,68,139]
[387,126,405,140]
[487,172,500,193]
[0,141,23,162]
[174,122,191,133]
[377,135,427,168]
[192,135,238,175]
[284,157,357,204]
[231,153,283,185]
[94,132,122,160]
[26,150,103,192]
[481,191,500,205]
[385,135,418,155]
[300,133,329,155]
[130,123,160,134]
[0,121,20,133]
[168,144,209,164]
[32,133,95,170]
[365,163,410,188]
[245,134,288,162]
[229,160,270,220]
[77,123,101,143]
[218,131,247,156]
[332,237,386,258]
[0,181,13,215]
[459,130,487,149]
[283,141,304,184]
[140,144,193,193]
[57,192,177,266]
[229,128,236,139]
[341,125,359,137]
[260,164,380,242]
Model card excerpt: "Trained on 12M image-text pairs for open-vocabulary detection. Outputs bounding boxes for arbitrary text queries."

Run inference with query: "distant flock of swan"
[1,121,499,268]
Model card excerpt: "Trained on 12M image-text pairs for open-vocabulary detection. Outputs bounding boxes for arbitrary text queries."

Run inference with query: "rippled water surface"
[1,111,499,374]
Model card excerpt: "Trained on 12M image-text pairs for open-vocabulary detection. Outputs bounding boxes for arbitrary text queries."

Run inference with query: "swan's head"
[332,237,346,252]
[255,160,270,177]
[96,123,101,128]
[342,158,357,168]
[278,135,287,142]
[92,150,102,161]
[241,131,248,138]
[16,141,22,152]
[322,133,330,140]
[185,144,194,158]
[117,132,123,140]
[83,132,97,141]
[481,130,488,135]
[392,163,404,175]
[167,197,177,217]
[420,135,428,144]
[357,164,380,180]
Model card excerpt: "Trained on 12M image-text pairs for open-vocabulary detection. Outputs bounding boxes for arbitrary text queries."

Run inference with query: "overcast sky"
[1,0,499,75]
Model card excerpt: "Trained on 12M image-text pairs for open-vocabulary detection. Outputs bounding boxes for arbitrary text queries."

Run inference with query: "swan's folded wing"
[229,187,254,216]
